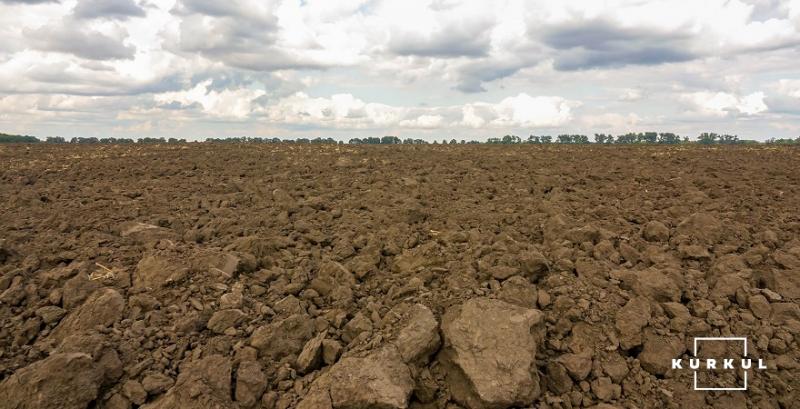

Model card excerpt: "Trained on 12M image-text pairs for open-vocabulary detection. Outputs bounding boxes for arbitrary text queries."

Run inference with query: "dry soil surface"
[1,144,799,409]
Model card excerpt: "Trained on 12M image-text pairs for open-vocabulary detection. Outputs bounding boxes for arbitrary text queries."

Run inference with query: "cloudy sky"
[1,0,799,141]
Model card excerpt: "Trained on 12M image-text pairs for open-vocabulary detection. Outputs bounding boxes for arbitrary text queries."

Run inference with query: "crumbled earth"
[1,143,799,409]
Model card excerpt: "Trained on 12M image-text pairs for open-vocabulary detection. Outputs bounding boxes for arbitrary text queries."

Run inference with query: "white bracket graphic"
[692,337,748,391]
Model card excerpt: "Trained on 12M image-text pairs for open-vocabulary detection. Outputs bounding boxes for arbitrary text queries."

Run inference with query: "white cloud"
[619,88,642,101]
[155,80,266,118]
[681,91,768,116]
[1,0,799,139]
[488,94,577,127]
[775,79,800,98]
[581,112,641,129]
[251,92,576,130]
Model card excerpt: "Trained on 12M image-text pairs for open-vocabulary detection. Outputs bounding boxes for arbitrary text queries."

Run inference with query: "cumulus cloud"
[774,79,800,98]
[249,92,577,130]
[2,0,800,139]
[25,20,136,60]
[681,91,768,116]
[542,20,696,71]
[619,88,643,101]
[167,0,346,71]
[474,94,577,127]
[155,80,266,118]
[0,0,58,3]
[74,0,146,20]
[581,112,641,129]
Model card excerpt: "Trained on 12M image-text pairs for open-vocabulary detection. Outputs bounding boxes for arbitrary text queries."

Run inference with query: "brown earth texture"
[1,143,799,409]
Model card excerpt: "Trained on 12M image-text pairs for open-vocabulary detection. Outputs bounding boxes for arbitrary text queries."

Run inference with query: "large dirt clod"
[0,353,103,409]
[438,297,543,409]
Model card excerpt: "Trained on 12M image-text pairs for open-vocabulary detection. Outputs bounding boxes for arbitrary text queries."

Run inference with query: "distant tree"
[557,134,572,144]
[381,135,401,144]
[137,137,166,144]
[541,135,552,144]
[765,137,799,145]
[70,137,99,144]
[658,133,681,144]
[697,133,718,144]
[45,136,66,143]
[527,135,541,144]
[615,133,637,144]
[574,134,589,144]
[594,134,606,144]
[640,132,658,144]
[501,134,521,144]
[0,133,39,143]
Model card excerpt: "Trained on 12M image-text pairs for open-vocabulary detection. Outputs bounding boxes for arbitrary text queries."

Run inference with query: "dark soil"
[1,143,799,409]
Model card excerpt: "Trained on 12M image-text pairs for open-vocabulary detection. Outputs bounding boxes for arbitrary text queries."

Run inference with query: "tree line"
[2,132,799,145]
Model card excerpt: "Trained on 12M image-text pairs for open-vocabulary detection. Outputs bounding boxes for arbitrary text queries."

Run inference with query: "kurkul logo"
[670,337,768,391]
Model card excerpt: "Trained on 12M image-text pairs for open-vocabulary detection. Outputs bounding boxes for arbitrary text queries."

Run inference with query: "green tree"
[0,133,39,143]
[594,134,607,144]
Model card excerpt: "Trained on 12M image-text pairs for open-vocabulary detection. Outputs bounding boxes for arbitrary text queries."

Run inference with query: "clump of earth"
[1,144,799,409]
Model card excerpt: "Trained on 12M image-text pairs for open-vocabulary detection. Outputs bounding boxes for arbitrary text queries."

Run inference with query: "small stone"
[329,348,413,409]
[616,297,651,350]
[519,251,549,280]
[643,221,669,242]
[394,304,440,364]
[141,354,232,408]
[538,289,551,308]
[105,394,131,409]
[678,244,712,260]
[51,288,124,342]
[690,299,714,318]
[545,362,573,394]
[142,373,174,395]
[749,295,771,319]
[768,338,788,354]
[62,273,100,309]
[322,339,343,365]
[123,380,148,406]
[632,269,680,302]
[638,331,685,376]
[558,351,593,381]
[219,291,243,309]
[274,295,304,316]
[343,312,373,343]
[601,353,629,384]
[497,276,538,307]
[591,377,620,401]
[207,309,246,334]
[236,361,267,408]
[14,317,41,346]
[134,255,188,289]
[296,332,325,374]
[713,274,747,299]
[489,265,519,280]
[250,314,315,360]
